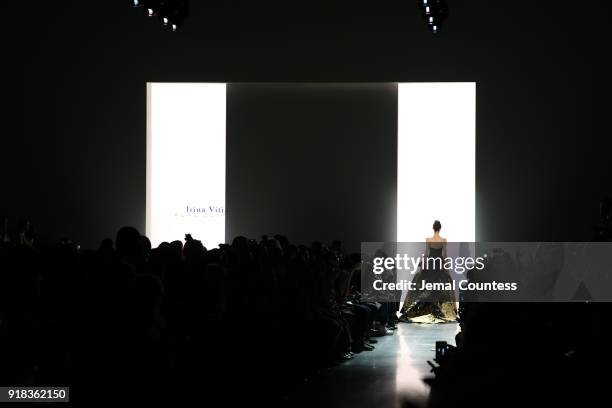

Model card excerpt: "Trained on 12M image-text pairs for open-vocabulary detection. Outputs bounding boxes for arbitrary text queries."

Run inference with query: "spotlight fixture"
[417,0,448,33]
[158,0,189,31]
[138,0,162,17]
[131,0,189,31]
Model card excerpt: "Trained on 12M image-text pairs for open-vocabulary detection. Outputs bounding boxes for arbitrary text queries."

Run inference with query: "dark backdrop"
[1,1,609,248]
[226,83,397,251]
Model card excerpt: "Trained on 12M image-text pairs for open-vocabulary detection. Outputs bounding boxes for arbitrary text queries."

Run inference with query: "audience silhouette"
[0,221,399,404]
[1,211,607,406]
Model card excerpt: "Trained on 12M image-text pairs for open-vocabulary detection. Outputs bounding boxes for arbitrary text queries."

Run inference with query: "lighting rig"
[417,0,449,34]
[131,1,448,34]
[132,0,189,31]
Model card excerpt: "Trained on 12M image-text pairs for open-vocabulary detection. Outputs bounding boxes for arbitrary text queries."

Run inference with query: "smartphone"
[435,341,448,360]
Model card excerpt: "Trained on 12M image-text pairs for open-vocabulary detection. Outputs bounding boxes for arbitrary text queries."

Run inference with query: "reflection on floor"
[286,323,459,408]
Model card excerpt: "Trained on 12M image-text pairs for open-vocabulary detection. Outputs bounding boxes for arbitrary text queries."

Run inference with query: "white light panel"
[147,83,226,248]
[397,83,476,242]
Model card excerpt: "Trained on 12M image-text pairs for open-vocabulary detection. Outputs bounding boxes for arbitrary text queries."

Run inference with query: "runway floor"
[285,322,459,408]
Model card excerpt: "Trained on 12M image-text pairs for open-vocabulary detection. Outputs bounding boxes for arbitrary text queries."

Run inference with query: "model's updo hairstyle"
[433,220,442,232]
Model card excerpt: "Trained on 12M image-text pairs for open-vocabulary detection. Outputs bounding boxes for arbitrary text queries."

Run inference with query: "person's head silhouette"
[433,220,442,233]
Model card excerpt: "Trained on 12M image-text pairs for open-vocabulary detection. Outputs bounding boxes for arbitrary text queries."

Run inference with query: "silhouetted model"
[400,220,457,323]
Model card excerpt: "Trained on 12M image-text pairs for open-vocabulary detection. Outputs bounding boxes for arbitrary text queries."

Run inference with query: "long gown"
[400,243,457,323]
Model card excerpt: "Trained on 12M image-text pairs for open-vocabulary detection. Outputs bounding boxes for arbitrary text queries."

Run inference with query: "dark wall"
[1,1,609,248]
[226,83,397,251]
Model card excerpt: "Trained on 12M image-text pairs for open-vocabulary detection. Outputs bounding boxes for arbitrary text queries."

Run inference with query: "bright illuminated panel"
[397,83,476,242]
[147,83,226,248]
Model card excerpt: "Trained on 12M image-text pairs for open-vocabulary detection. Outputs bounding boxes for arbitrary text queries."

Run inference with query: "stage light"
[159,0,189,31]
[158,1,172,25]
[142,0,162,17]
[132,0,141,7]
[170,1,189,23]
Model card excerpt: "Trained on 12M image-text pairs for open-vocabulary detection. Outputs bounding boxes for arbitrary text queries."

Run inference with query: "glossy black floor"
[285,323,459,408]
